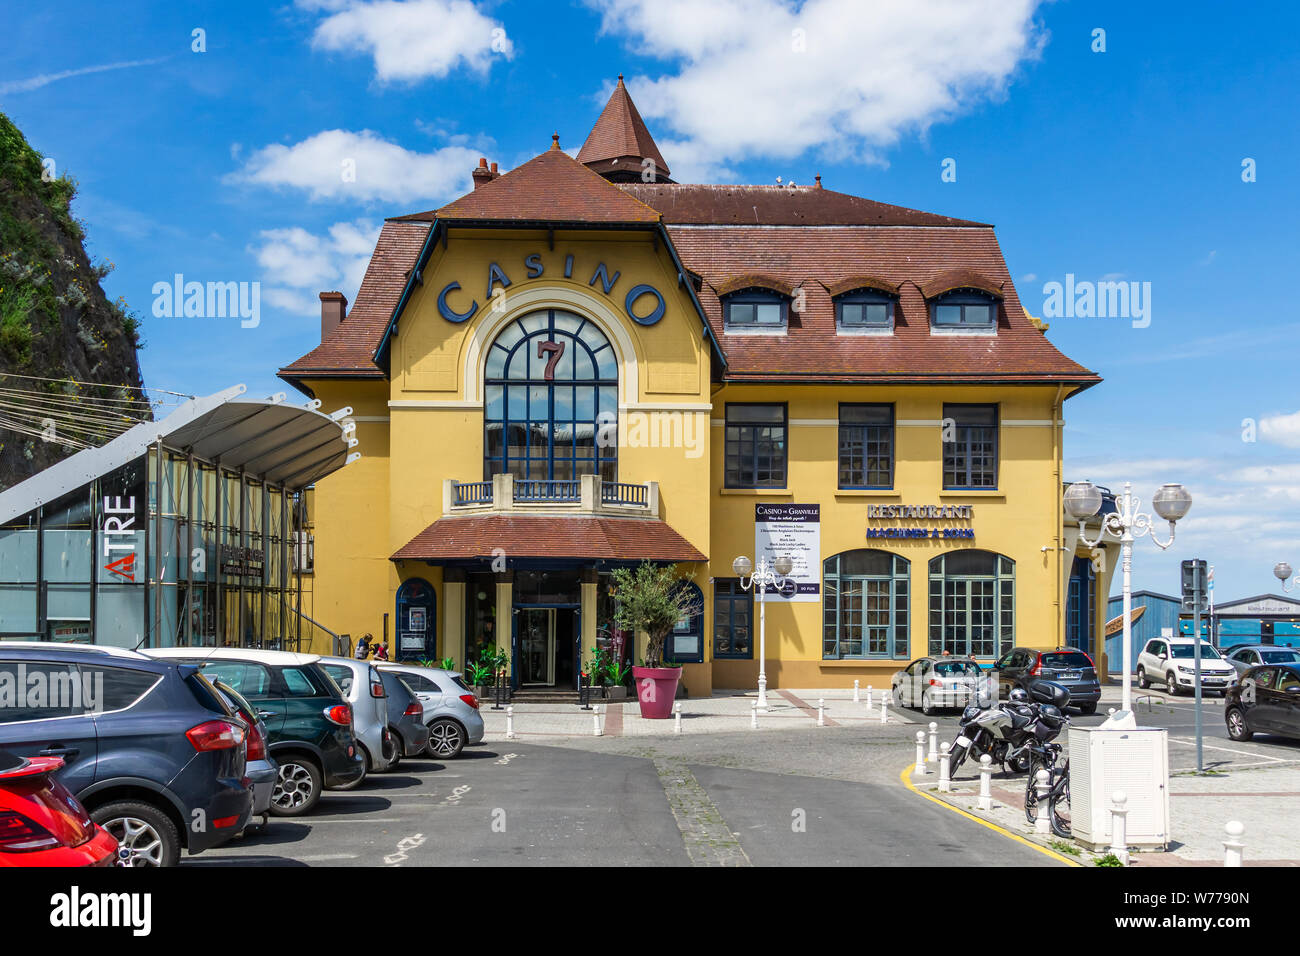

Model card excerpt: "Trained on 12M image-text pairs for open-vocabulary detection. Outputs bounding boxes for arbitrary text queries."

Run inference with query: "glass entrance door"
[519,608,555,685]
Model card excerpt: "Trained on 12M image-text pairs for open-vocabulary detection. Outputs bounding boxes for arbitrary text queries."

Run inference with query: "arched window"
[930,290,998,330]
[835,289,895,331]
[823,549,909,659]
[483,309,618,482]
[928,550,1014,659]
[395,577,436,661]
[667,581,704,664]
[722,288,788,331]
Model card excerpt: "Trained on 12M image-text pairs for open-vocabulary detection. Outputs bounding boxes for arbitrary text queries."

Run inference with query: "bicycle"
[1023,742,1071,839]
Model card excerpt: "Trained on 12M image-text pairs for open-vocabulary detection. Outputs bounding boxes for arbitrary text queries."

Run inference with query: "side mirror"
[1287,686,1300,695]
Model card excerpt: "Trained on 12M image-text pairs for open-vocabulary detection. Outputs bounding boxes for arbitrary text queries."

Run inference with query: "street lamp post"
[732,553,794,711]
[1064,480,1192,714]
[1273,562,1300,593]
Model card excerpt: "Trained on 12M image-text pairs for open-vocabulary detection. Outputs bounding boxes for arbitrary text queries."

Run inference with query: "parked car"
[144,648,365,817]
[891,656,990,716]
[1225,645,1300,679]
[378,664,485,759]
[376,670,431,762]
[1224,663,1300,742]
[0,643,253,866]
[317,657,398,774]
[995,646,1102,714]
[1136,638,1236,696]
[209,680,277,828]
[0,751,119,867]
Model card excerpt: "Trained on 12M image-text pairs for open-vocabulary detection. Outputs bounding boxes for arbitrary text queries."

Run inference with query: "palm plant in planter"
[610,562,701,718]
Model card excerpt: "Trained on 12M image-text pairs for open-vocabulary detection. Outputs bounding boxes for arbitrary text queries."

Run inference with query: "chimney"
[320,291,347,341]
[472,157,493,188]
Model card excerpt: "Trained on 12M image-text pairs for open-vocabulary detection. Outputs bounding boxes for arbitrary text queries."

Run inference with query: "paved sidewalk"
[914,758,1300,867]
[480,688,916,740]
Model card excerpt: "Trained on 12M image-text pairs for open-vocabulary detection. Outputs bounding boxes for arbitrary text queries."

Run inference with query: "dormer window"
[723,288,787,331]
[930,291,998,330]
[836,289,895,332]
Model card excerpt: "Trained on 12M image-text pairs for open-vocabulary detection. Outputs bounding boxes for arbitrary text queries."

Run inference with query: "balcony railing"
[444,474,659,518]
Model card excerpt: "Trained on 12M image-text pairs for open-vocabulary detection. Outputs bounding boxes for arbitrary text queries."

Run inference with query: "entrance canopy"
[392,514,706,564]
[0,384,357,521]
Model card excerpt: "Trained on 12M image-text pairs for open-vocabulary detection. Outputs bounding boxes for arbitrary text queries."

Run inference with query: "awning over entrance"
[392,515,706,563]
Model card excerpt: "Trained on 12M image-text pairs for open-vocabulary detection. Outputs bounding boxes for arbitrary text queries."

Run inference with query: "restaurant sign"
[867,503,975,541]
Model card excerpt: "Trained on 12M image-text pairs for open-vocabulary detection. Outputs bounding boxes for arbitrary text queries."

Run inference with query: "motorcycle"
[947,680,1070,778]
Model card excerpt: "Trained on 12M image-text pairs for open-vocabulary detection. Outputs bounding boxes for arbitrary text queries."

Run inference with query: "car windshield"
[934,661,980,676]
[1041,652,1091,668]
[1170,644,1221,659]
[1261,650,1300,664]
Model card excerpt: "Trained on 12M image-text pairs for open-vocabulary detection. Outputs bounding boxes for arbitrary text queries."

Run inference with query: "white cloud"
[231,129,482,203]
[586,0,1045,165]
[1258,410,1300,449]
[301,0,513,83]
[251,220,382,315]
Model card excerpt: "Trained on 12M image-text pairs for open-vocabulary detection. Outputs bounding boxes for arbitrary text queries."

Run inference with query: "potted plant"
[603,658,631,701]
[611,562,701,718]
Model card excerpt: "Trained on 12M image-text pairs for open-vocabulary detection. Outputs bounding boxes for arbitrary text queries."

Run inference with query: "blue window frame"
[666,581,704,664]
[942,403,998,490]
[723,289,787,330]
[835,290,894,330]
[724,403,787,488]
[483,309,618,483]
[1067,556,1095,655]
[927,550,1014,659]
[823,550,909,659]
[712,579,753,659]
[930,291,998,329]
[838,404,894,488]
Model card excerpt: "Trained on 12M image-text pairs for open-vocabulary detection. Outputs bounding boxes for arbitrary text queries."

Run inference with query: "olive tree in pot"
[611,562,701,718]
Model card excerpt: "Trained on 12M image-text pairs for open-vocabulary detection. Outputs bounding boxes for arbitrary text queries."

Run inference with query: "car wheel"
[1166,673,1181,695]
[1136,667,1149,689]
[271,756,323,816]
[1225,707,1253,742]
[426,718,466,759]
[1078,702,1097,715]
[93,800,180,867]
[921,690,937,716]
[377,731,401,772]
[334,749,369,790]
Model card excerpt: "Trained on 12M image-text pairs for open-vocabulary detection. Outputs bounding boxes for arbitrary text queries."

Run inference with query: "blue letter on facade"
[625,284,665,326]
[438,281,478,323]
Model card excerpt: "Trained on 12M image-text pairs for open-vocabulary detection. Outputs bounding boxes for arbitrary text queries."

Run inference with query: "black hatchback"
[1225,663,1300,742]
[0,643,253,866]
[996,646,1101,714]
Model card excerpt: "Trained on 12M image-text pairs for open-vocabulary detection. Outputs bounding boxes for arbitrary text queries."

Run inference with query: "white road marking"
[296,853,359,861]
[1167,737,1288,762]
[384,832,427,866]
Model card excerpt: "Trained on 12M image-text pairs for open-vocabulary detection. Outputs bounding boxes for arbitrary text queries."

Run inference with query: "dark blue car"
[0,643,253,866]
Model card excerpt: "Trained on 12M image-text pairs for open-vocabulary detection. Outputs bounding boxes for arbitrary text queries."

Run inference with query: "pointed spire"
[551,132,561,150]
[577,74,674,183]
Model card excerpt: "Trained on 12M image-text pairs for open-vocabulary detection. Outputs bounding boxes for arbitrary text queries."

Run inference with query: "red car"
[0,751,119,867]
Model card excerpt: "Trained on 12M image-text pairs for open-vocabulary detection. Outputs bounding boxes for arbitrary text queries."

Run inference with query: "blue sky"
[3,0,1297,602]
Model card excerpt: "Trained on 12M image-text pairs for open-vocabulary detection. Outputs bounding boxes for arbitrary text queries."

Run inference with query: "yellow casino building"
[278,78,1106,697]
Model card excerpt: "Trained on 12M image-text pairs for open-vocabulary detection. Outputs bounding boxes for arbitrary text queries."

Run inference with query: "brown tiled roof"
[278,219,430,382]
[391,515,707,563]
[401,147,663,224]
[822,275,900,298]
[576,75,672,182]
[669,225,1098,384]
[712,273,796,298]
[620,183,986,227]
[920,268,1004,300]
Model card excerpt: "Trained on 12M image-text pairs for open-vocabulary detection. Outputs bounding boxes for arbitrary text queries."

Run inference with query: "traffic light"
[1181,559,1207,613]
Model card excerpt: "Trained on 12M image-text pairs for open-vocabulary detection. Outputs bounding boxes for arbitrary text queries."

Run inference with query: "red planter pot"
[631,666,682,719]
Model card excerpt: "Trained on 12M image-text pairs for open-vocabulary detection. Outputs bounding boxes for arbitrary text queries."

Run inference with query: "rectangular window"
[713,580,753,660]
[724,404,787,488]
[838,404,894,488]
[942,404,998,489]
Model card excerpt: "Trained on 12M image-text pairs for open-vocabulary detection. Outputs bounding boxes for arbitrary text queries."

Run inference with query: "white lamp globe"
[1063,480,1103,521]
[732,555,753,578]
[1275,562,1294,582]
[774,554,794,577]
[1151,483,1192,522]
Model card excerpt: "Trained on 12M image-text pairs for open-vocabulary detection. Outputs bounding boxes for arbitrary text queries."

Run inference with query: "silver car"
[1225,644,1300,679]
[378,664,486,759]
[892,656,992,715]
[318,657,398,774]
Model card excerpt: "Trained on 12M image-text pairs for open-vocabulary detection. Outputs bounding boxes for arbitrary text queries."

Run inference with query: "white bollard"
[506,705,515,740]
[818,698,826,726]
[1110,791,1129,866]
[978,755,993,811]
[674,702,682,734]
[938,742,951,792]
[928,722,938,761]
[751,700,758,729]
[879,698,888,724]
[866,685,874,710]
[853,679,860,703]
[593,705,603,737]
[914,731,927,775]
[1035,769,1051,835]
[1223,821,1245,868]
